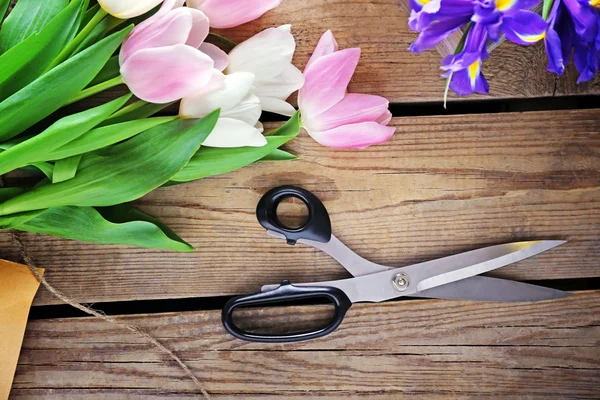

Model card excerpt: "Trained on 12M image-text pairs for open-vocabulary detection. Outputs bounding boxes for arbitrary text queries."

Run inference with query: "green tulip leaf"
[0,209,44,229]
[45,116,175,161]
[102,102,174,126]
[31,162,54,180]
[0,0,86,100]
[88,55,119,87]
[0,111,220,216]
[260,149,297,161]
[0,94,130,175]
[170,111,301,183]
[0,0,10,26]
[0,187,25,203]
[0,0,68,52]
[72,14,124,56]
[0,205,193,252]
[52,154,82,183]
[0,24,133,141]
[0,0,83,95]
[79,4,101,29]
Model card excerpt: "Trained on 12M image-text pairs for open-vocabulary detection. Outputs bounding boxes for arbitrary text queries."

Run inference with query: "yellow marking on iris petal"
[415,0,432,6]
[590,0,600,8]
[495,0,518,11]
[516,30,547,43]
[468,60,481,89]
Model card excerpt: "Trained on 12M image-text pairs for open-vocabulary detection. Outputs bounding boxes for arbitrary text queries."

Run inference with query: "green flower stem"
[66,75,124,105]
[208,32,238,48]
[110,100,149,118]
[443,22,472,109]
[542,0,555,20]
[46,7,109,71]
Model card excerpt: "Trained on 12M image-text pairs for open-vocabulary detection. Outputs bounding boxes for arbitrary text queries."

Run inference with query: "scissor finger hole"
[275,195,310,230]
[231,300,336,335]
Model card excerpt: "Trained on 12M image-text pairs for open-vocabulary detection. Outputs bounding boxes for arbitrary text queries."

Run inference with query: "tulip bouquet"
[407,0,600,97]
[0,0,395,251]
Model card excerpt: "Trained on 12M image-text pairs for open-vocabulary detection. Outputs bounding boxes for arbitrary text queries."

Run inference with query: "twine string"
[9,231,211,400]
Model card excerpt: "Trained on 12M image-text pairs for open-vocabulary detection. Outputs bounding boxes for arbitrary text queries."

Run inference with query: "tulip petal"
[121,44,214,103]
[186,0,205,7]
[298,48,361,119]
[305,93,390,132]
[255,122,264,133]
[120,8,192,64]
[124,0,184,38]
[501,10,547,45]
[199,43,229,71]
[254,63,304,98]
[227,25,296,78]
[375,110,393,126]
[193,0,282,29]
[203,118,267,148]
[98,0,164,19]
[220,94,262,126]
[307,122,396,149]
[179,72,255,118]
[305,30,339,70]
[186,8,210,48]
[202,69,228,92]
[260,96,298,116]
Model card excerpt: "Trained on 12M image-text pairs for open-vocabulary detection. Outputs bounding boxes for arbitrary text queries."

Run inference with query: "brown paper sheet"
[0,259,43,400]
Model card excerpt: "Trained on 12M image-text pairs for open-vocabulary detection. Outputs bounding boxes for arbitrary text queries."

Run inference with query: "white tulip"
[98,0,165,19]
[226,25,304,117]
[180,71,267,148]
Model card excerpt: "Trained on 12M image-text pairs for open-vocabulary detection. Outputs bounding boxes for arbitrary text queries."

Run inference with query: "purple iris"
[409,0,548,95]
[545,0,600,83]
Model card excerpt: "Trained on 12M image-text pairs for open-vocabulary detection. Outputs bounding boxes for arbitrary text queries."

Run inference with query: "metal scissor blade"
[261,275,571,302]
[412,240,566,292]
[267,230,390,277]
[271,240,566,303]
[414,276,570,302]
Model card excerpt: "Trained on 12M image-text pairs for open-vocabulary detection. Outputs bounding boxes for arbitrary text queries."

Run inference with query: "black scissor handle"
[256,186,332,245]
[222,281,352,343]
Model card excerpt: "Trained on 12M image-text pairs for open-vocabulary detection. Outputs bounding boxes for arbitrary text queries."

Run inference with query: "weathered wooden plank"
[0,109,598,305]
[79,0,599,109]
[11,291,600,398]
[217,0,600,102]
[7,393,575,400]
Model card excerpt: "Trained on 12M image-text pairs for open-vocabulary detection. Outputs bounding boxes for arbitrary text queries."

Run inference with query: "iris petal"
[501,10,548,45]
[409,15,472,53]
[444,62,489,96]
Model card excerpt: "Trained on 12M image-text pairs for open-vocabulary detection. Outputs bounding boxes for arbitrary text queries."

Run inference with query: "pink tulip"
[119,1,228,103]
[298,31,395,149]
[187,0,282,29]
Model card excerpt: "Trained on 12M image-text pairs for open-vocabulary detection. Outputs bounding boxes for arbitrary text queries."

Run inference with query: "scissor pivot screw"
[391,273,409,292]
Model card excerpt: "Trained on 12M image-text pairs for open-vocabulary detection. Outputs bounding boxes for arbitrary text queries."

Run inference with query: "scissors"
[222,186,570,343]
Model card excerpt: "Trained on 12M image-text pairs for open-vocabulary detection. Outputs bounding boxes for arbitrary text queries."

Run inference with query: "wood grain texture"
[0,109,598,306]
[77,0,599,110]
[216,0,600,102]
[10,291,600,398]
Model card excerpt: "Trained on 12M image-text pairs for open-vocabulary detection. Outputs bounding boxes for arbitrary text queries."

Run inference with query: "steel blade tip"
[536,239,568,250]
[517,240,567,251]
[554,290,572,299]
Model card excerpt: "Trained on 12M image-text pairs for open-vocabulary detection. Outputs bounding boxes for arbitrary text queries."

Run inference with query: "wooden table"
[5,1,600,398]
